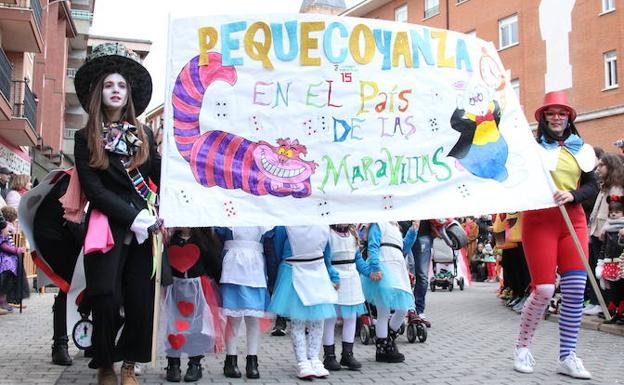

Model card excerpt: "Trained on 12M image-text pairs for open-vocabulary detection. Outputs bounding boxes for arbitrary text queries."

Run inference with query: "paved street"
[1,282,622,385]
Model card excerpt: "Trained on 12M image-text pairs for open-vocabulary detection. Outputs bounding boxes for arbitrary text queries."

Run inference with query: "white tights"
[375,305,406,339]
[322,316,357,345]
[225,316,260,355]
[291,319,324,363]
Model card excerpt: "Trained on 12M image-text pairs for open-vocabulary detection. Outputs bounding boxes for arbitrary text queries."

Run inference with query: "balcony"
[70,9,92,35]
[0,48,12,120]
[0,79,37,146]
[0,0,44,53]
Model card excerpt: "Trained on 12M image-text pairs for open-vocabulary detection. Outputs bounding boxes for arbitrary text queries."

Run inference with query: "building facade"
[341,0,623,150]
[0,0,48,176]
[143,103,163,154]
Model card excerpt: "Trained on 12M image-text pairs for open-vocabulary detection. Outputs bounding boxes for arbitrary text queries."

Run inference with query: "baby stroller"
[358,273,427,344]
[429,238,465,292]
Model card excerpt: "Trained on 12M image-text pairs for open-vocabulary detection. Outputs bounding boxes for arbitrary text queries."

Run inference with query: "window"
[395,5,408,23]
[604,50,618,89]
[510,79,520,100]
[424,0,439,18]
[602,0,615,13]
[499,14,518,49]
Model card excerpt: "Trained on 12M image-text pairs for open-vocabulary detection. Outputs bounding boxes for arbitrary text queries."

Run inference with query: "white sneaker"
[296,361,316,379]
[557,352,591,379]
[310,359,329,378]
[514,347,535,374]
[582,304,601,316]
[134,363,142,376]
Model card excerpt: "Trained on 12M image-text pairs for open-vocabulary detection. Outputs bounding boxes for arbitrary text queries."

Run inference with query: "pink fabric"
[84,209,114,254]
[59,168,88,223]
[516,286,554,348]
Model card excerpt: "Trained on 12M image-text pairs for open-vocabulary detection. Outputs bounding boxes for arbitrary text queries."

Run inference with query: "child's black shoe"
[322,345,341,371]
[184,361,202,382]
[224,355,241,378]
[165,357,181,382]
[245,355,260,379]
[340,342,362,370]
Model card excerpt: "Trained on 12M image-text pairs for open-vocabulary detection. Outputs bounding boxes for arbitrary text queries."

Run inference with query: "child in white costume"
[362,221,418,363]
[268,225,339,379]
[322,224,371,371]
[216,226,272,379]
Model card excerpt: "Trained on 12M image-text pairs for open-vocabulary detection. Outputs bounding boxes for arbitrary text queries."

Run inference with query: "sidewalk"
[0,282,622,385]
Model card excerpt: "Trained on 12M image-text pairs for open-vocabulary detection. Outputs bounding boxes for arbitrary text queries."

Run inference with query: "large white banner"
[161,14,555,227]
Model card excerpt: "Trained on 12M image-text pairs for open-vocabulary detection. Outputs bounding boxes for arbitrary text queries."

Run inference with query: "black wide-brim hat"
[74,42,152,115]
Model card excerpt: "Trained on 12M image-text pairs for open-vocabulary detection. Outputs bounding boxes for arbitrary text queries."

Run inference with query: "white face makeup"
[543,107,570,137]
[101,73,128,113]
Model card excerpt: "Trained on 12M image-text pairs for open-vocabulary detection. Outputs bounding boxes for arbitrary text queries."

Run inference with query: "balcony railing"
[0,49,12,101]
[11,80,37,131]
[424,5,439,18]
[66,67,77,78]
[0,0,42,32]
[70,9,93,22]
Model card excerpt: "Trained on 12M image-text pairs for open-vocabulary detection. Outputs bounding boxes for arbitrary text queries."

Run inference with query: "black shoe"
[322,345,341,371]
[245,355,260,379]
[375,337,404,363]
[51,340,72,366]
[166,358,181,382]
[271,316,287,336]
[340,342,361,370]
[224,355,241,378]
[184,361,202,382]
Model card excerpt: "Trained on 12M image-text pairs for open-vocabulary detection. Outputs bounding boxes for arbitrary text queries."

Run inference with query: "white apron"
[220,227,267,288]
[329,231,365,305]
[378,222,411,293]
[286,226,338,306]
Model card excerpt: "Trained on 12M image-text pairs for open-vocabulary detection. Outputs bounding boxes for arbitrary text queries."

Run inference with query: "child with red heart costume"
[161,227,224,382]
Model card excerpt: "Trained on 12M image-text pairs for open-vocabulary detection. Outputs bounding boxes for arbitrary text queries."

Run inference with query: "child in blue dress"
[322,224,370,371]
[216,226,272,379]
[362,221,418,363]
[269,225,339,379]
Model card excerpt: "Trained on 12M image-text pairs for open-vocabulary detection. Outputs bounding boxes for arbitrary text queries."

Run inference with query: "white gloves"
[130,209,157,244]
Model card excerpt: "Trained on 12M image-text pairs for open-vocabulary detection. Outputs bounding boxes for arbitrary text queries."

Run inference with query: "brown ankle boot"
[121,364,139,385]
[97,366,117,385]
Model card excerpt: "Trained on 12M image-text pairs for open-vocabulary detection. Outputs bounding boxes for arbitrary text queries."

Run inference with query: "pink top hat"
[534,91,577,122]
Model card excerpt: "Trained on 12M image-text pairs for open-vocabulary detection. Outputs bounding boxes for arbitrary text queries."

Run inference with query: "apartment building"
[0,0,48,175]
[341,0,623,150]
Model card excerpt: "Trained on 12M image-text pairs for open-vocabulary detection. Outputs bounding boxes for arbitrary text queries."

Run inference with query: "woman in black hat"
[73,43,160,385]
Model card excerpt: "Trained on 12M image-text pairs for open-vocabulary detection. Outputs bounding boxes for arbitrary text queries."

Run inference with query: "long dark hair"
[84,72,149,170]
[599,153,624,191]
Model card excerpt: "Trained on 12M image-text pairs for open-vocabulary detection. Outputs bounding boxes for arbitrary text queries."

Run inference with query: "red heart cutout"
[175,319,190,332]
[177,301,195,317]
[168,334,186,350]
[168,244,200,273]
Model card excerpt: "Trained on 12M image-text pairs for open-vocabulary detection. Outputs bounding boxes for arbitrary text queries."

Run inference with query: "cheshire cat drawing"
[172,53,316,198]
